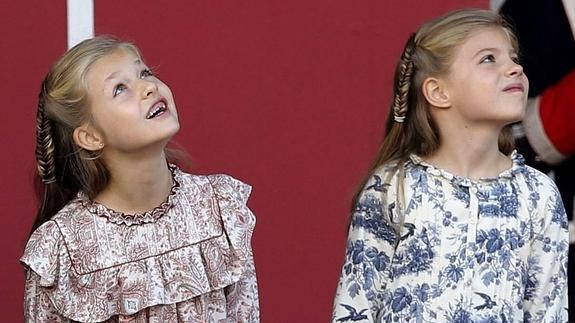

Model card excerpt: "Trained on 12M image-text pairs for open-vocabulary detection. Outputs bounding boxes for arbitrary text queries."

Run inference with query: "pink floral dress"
[21,167,259,322]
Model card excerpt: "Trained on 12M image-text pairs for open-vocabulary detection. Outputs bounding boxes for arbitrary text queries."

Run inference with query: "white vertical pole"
[490,0,506,11]
[562,0,575,39]
[67,0,94,49]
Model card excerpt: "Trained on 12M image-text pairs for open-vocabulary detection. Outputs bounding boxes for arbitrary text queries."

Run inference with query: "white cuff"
[523,97,567,165]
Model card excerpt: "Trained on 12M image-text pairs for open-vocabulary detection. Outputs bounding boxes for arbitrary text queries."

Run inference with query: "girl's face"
[84,49,180,154]
[440,27,528,128]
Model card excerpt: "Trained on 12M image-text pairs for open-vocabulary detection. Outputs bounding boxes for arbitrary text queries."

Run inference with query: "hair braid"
[392,33,417,123]
[35,87,57,185]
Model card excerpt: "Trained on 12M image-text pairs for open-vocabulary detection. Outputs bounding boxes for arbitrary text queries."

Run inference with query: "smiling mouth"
[146,101,167,119]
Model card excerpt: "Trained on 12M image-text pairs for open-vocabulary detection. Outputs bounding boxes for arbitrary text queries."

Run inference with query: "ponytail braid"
[35,86,57,185]
[32,85,69,233]
[392,33,417,123]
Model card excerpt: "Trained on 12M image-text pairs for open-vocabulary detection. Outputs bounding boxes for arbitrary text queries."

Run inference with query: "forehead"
[457,27,515,56]
[86,49,142,82]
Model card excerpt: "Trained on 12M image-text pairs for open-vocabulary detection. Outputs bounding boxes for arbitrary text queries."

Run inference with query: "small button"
[465,280,472,287]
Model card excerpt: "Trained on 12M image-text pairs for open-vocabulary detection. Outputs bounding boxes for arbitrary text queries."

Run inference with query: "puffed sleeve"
[208,174,260,322]
[21,221,71,322]
[224,253,259,322]
[332,167,400,322]
[24,270,69,322]
[522,181,569,322]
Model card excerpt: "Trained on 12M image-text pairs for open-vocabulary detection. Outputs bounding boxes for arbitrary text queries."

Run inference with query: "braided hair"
[392,33,416,124]
[35,85,57,186]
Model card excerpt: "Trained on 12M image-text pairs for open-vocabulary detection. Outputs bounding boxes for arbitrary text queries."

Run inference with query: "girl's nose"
[141,80,158,98]
[507,62,524,78]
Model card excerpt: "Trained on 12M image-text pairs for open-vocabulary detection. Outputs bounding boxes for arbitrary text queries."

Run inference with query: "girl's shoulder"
[177,170,252,206]
[20,220,65,287]
[519,163,560,190]
[370,159,406,181]
[20,195,89,269]
[359,160,407,202]
[495,153,563,203]
[368,158,415,188]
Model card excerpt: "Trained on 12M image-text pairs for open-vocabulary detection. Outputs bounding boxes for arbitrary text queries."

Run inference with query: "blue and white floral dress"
[332,152,569,322]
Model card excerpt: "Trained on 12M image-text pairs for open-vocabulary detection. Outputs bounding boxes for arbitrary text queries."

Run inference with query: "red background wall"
[1,1,486,321]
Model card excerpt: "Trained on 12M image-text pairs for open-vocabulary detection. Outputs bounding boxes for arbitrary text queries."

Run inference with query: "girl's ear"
[73,124,105,151]
[422,77,451,108]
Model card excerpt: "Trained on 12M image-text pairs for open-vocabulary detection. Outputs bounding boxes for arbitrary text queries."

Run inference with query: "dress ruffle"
[20,172,255,322]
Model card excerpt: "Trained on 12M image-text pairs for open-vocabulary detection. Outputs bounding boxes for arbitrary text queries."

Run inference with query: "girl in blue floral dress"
[332,9,569,323]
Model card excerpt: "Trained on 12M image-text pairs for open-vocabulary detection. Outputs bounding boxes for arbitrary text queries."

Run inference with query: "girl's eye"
[140,68,153,79]
[113,84,126,97]
[511,56,520,64]
[480,54,496,63]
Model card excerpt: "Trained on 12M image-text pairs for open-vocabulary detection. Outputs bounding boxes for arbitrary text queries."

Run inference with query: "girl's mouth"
[146,100,167,119]
[503,83,524,92]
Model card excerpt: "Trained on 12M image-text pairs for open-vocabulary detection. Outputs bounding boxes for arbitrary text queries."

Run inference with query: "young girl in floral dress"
[333,9,568,322]
[21,36,259,322]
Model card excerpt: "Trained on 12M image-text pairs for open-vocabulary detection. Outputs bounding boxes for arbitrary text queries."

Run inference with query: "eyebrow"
[473,48,499,58]
[103,59,143,83]
[473,47,517,58]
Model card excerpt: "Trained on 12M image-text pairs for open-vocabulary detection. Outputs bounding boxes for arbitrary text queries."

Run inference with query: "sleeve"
[21,221,74,322]
[24,269,69,322]
[332,169,399,322]
[523,183,569,322]
[523,69,575,165]
[224,250,260,322]
[208,174,260,322]
[20,220,64,288]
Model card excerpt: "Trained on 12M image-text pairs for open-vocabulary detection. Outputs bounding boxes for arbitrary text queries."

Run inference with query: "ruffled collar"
[79,165,182,226]
[408,150,525,187]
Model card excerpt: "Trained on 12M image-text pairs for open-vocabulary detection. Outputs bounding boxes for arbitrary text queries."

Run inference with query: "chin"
[501,104,526,123]
[169,126,180,137]
[152,123,180,145]
[164,118,180,133]
[502,114,524,125]
[163,125,180,140]
[512,107,526,122]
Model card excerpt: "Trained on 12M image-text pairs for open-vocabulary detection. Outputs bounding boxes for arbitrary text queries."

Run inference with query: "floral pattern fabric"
[333,152,569,322]
[21,167,259,322]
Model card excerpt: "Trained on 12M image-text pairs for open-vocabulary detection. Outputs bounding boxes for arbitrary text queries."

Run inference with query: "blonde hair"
[33,36,140,231]
[352,8,518,209]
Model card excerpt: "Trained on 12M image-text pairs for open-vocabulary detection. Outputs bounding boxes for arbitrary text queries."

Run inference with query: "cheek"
[523,75,530,92]
[91,106,134,136]
[472,78,496,100]
[160,85,178,115]
[88,102,109,127]
[158,82,174,99]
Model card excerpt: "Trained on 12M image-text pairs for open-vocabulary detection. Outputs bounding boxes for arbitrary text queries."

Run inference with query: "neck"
[96,151,173,214]
[426,125,512,180]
